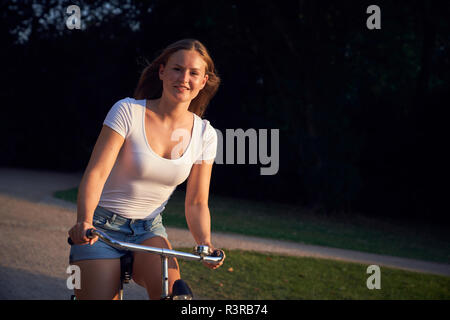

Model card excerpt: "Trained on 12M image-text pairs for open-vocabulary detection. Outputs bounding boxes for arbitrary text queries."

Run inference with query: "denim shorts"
[69,206,168,263]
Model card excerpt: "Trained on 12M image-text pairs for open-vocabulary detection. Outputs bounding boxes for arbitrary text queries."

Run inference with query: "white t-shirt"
[98,97,218,220]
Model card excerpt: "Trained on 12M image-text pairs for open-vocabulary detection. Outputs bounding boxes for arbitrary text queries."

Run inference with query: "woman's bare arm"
[185,160,224,269]
[77,125,125,223]
[184,161,214,246]
[69,125,124,244]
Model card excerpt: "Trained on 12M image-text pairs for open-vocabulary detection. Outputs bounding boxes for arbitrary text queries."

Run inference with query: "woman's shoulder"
[108,97,146,119]
[193,114,214,133]
[113,97,145,110]
[104,97,143,138]
[195,116,217,143]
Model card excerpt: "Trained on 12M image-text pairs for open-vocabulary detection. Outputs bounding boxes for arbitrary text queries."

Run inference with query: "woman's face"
[159,49,209,104]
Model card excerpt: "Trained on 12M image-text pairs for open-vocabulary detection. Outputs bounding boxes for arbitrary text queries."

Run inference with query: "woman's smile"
[174,85,190,92]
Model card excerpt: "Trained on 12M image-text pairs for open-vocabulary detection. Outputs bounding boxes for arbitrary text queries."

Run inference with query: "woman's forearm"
[76,171,106,224]
[185,203,212,246]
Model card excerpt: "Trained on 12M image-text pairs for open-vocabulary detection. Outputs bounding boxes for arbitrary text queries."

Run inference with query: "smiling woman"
[158,50,209,111]
[134,39,221,117]
[67,39,225,300]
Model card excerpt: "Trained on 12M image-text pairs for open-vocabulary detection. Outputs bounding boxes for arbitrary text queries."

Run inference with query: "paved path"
[0,167,449,300]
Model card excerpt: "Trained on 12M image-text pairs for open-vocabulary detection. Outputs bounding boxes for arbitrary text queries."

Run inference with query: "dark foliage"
[1,0,448,223]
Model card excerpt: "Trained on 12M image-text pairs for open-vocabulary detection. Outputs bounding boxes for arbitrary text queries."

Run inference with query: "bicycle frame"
[72,228,224,300]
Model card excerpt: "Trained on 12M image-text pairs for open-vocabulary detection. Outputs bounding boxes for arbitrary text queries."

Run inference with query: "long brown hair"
[133,39,221,118]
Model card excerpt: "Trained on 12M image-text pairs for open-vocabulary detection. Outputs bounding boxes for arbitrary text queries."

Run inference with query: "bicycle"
[68,228,225,300]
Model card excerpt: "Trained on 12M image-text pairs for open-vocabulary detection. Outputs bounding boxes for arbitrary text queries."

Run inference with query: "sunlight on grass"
[177,249,450,300]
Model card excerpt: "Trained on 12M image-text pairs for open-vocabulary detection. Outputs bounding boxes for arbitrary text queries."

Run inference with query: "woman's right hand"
[68,222,98,245]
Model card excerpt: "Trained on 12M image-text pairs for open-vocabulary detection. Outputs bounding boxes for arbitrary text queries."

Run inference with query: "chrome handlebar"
[70,229,224,264]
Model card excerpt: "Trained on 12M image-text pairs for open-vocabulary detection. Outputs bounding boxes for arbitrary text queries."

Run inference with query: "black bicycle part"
[67,228,96,246]
[120,251,134,284]
[171,279,194,300]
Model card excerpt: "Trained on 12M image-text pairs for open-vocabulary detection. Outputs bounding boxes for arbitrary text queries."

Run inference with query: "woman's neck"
[148,96,191,126]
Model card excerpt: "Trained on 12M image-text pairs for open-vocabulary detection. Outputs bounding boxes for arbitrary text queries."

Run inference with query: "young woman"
[68,39,224,300]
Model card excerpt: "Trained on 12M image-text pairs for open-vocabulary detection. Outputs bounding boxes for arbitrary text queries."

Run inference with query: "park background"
[1,0,449,225]
[0,0,449,301]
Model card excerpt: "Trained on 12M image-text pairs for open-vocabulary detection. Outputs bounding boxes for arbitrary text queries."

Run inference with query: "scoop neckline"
[141,99,196,161]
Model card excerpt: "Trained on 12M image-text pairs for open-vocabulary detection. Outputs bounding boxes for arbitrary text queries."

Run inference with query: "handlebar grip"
[67,228,96,246]
[86,228,95,238]
[213,249,225,260]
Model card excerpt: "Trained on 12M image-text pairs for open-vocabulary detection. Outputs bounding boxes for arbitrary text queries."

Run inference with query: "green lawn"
[55,187,449,300]
[54,187,450,264]
[177,249,450,300]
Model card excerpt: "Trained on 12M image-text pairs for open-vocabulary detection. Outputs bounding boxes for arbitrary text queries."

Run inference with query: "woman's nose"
[178,70,189,83]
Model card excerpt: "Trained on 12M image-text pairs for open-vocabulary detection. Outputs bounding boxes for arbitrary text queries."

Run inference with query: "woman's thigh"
[132,236,181,300]
[72,259,121,300]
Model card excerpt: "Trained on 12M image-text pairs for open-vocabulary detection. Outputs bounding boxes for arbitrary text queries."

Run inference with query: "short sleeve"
[196,120,218,163]
[103,98,133,138]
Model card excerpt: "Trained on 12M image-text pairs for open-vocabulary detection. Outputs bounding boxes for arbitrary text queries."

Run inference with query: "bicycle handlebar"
[68,229,224,264]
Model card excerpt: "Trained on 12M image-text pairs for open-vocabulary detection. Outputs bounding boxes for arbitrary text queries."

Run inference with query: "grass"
[54,187,450,264]
[177,249,450,300]
[55,187,449,299]
[53,188,78,203]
